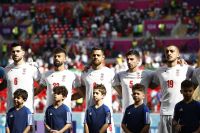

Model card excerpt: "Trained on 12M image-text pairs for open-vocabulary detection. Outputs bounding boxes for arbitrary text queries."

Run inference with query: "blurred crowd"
[0,0,200,113]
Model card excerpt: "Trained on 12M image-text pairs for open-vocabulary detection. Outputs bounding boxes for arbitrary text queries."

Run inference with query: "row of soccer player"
[1,42,200,133]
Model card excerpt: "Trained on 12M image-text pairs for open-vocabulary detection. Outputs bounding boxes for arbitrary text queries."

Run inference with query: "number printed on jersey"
[129,80,133,88]
[53,83,60,87]
[14,77,18,85]
[167,80,174,88]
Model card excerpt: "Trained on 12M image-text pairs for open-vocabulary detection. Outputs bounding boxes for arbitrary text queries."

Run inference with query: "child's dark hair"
[53,86,68,97]
[53,47,67,55]
[132,83,145,93]
[181,80,195,90]
[93,84,107,95]
[125,49,140,59]
[11,42,25,51]
[13,89,28,101]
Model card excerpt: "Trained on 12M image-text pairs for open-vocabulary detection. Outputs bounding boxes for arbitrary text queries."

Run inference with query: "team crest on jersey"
[89,112,92,115]
[179,108,183,112]
[176,69,180,76]
[22,68,26,75]
[9,114,14,118]
[62,75,66,82]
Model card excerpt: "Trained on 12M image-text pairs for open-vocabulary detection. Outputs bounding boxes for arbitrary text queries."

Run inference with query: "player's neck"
[54,65,65,71]
[94,100,103,108]
[53,101,63,108]
[128,67,139,72]
[134,100,143,108]
[15,104,24,110]
[183,98,193,104]
[92,64,104,70]
[14,59,25,66]
[167,60,178,67]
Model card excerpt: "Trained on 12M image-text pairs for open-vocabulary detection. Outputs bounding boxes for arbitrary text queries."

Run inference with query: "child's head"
[132,84,145,103]
[181,80,195,101]
[93,84,106,102]
[13,89,28,107]
[53,86,68,102]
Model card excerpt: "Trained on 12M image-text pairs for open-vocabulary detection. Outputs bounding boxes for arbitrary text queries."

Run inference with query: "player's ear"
[180,89,183,94]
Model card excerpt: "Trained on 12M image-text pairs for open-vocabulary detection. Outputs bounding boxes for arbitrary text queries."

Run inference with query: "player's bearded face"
[11,46,25,62]
[53,53,66,67]
[126,55,139,69]
[165,46,180,62]
[91,50,105,66]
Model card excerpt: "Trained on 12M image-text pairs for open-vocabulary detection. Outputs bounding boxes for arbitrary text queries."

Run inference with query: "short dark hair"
[132,83,145,93]
[91,47,105,55]
[125,49,140,59]
[93,84,107,95]
[53,47,67,55]
[11,42,25,51]
[13,89,28,101]
[181,80,195,90]
[53,86,68,97]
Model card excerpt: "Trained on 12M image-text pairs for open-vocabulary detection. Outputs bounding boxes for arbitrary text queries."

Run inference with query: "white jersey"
[5,63,41,113]
[40,69,79,108]
[153,64,194,115]
[81,67,115,110]
[114,69,154,111]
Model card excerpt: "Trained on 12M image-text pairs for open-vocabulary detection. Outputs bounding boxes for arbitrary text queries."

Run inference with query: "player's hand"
[177,58,187,66]
[175,124,183,132]
[50,130,60,133]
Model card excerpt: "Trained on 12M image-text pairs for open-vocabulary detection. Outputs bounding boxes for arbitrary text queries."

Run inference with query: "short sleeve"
[173,104,179,122]
[32,66,41,81]
[105,111,111,124]
[143,106,150,125]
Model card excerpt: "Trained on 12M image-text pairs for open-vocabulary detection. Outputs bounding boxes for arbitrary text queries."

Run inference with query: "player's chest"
[121,73,145,86]
[85,72,112,83]
[160,69,187,80]
[7,68,33,80]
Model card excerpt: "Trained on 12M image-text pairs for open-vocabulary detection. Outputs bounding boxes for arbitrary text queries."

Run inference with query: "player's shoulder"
[23,106,32,114]
[125,104,134,112]
[116,70,127,76]
[7,107,16,113]
[43,70,54,77]
[5,63,14,72]
[62,104,71,112]
[102,104,111,112]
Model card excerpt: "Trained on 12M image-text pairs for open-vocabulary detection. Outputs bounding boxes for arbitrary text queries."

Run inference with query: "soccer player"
[6,89,33,133]
[113,50,155,111]
[75,47,115,132]
[84,84,111,133]
[121,84,150,133]
[153,45,194,133]
[45,86,72,133]
[35,47,79,108]
[173,80,200,133]
[5,42,40,112]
